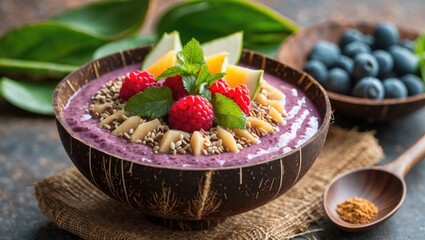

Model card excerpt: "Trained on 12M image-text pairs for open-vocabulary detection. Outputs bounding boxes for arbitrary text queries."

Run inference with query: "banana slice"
[130,119,161,142]
[92,103,112,115]
[216,126,239,152]
[269,107,285,124]
[233,128,259,144]
[247,117,274,134]
[262,81,285,100]
[100,110,128,126]
[255,93,287,117]
[112,116,141,135]
[159,130,190,153]
[190,131,205,156]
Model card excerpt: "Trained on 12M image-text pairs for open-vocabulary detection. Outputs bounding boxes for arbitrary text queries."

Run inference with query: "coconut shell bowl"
[52,46,331,230]
[278,20,425,122]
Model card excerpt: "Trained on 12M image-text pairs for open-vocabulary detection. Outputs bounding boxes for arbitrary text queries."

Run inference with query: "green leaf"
[182,38,205,65]
[124,87,173,118]
[52,0,150,40]
[212,93,246,129]
[0,77,55,115]
[157,65,186,80]
[0,58,77,79]
[184,63,201,74]
[207,72,225,87]
[415,34,425,83]
[198,82,211,101]
[196,64,210,85]
[0,22,106,66]
[182,74,197,94]
[93,34,156,59]
[156,0,300,56]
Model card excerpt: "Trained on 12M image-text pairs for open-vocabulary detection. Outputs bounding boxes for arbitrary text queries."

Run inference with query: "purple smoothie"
[63,64,321,168]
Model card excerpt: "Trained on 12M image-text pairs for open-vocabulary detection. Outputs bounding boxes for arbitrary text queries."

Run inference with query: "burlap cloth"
[35,126,384,239]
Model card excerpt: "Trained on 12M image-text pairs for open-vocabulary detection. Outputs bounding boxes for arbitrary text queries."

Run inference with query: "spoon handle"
[383,133,425,177]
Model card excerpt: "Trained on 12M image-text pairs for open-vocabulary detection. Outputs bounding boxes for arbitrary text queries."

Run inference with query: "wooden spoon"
[323,133,425,231]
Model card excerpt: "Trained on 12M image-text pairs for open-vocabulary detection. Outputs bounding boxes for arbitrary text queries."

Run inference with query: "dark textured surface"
[1,0,425,239]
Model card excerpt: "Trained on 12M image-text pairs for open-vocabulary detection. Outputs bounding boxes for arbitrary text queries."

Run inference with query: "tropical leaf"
[52,0,150,40]
[0,77,55,115]
[156,0,300,56]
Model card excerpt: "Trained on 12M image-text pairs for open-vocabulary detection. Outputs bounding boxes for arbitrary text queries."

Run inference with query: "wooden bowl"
[278,20,425,122]
[52,47,331,230]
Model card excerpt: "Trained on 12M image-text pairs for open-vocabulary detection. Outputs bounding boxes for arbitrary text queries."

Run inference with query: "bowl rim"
[53,47,331,171]
[278,20,425,107]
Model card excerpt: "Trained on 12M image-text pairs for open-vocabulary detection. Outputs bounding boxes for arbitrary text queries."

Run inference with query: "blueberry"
[400,74,425,96]
[352,77,385,99]
[308,40,341,67]
[303,60,328,85]
[333,55,354,74]
[323,68,351,94]
[399,39,415,52]
[373,22,399,49]
[352,53,379,80]
[364,35,375,48]
[388,46,419,75]
[383,78,408,98]
[372,50,394,76]
[339,28,365,48]
[343,41,371,58]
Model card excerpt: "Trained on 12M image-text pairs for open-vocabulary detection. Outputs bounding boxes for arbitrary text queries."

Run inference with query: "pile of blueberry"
[303,22,424,99]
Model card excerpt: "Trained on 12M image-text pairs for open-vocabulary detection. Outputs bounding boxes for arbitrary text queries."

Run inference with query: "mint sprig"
[157,38,224,100]
[181,74,197,94]
[147,38,245,129]
[212,93,246,129]
[125,87,174,118]
[181,38,205,66]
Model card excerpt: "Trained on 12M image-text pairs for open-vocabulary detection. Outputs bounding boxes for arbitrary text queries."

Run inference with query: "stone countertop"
[1,0,425,239]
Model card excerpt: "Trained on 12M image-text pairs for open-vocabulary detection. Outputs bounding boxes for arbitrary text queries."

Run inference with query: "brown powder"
[336,197,378,224]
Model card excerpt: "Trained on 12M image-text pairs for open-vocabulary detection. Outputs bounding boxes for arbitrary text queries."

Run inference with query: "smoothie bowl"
[53,42,331,230]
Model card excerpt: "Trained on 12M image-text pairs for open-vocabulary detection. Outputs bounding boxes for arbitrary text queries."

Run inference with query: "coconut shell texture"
[53,47,331,230]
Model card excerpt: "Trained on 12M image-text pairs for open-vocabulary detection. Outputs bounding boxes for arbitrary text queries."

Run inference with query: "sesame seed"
[124,132,131,140]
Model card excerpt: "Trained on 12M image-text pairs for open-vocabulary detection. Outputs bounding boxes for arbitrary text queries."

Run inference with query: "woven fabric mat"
[35,126,383,239]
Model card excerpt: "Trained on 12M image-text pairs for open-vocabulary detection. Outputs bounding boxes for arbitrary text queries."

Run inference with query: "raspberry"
[168,95,214,133]
[119,70,159,101]
[162,75,189,100]
[226,84,251,115]
[209,78,229,95]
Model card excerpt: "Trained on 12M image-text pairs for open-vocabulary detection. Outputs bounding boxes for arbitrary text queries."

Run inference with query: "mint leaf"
[197,64,210,85]
[198,82,211,101]
[185,63,201,74]
[125,87,173,118]
[182,38,205,65]
[177,51,185,65]
[207,72,225,86]
[157,65,185,80]
[212,93,246,129]
[182,74,197,94]
[197,64,225,87]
